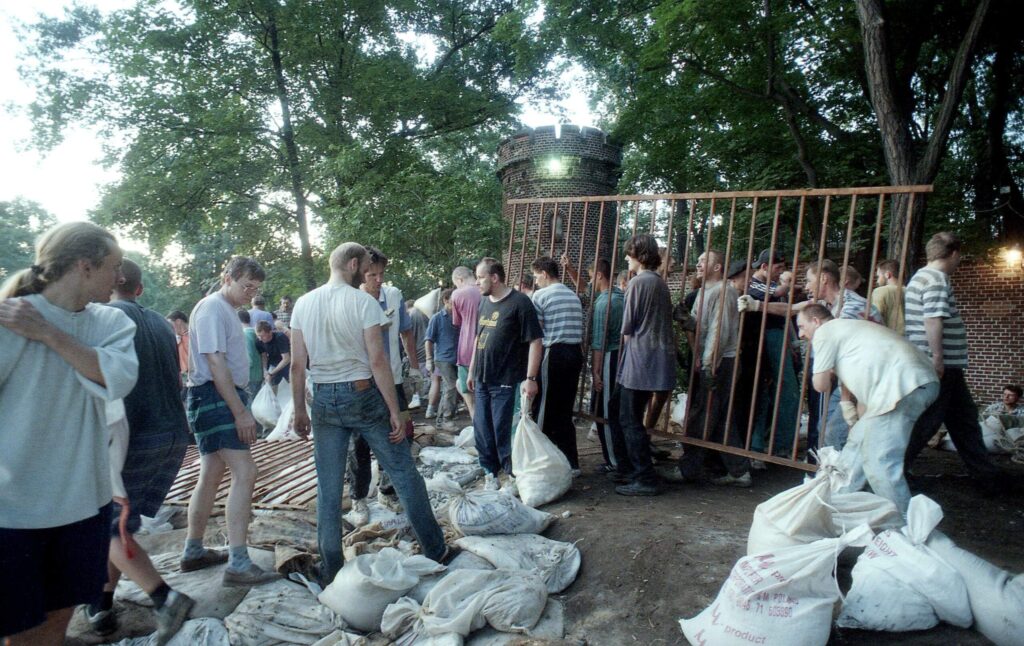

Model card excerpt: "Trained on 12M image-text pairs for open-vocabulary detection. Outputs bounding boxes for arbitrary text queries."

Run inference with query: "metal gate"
[505,185,933,472]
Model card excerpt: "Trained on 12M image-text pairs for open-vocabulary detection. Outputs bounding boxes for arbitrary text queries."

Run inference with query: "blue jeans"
[474,382,516,476]
[310,381,445,585]
[821,386,850,450]
[751,328,801,457]
[840,382,939,515]
[609,386,661,487]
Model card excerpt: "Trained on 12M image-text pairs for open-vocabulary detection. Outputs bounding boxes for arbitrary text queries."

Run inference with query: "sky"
[0,1,596,241]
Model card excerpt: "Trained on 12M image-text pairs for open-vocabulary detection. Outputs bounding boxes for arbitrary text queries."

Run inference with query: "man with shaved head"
[96,259,194,640]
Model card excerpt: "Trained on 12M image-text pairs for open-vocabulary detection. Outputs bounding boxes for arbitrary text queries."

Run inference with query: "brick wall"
[497,125,622,287]
[950,257,1024,404]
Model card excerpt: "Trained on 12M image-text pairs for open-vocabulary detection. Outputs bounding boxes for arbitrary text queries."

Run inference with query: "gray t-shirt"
[187,292,250,388]
[617,271,676,392]
[691,281,739,367]
[409,308,429,365]
[0,294,138,528]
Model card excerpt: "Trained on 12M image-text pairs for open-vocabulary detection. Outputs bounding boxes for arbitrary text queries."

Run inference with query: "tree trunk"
[856,0,991,264]
[267,13,317,290]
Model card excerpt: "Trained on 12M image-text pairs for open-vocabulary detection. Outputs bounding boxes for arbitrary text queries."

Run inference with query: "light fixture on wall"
[1002,244,1023,269]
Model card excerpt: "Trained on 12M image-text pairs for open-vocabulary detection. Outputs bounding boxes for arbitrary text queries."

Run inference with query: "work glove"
[737,295,762,313]
[839,400,859,427]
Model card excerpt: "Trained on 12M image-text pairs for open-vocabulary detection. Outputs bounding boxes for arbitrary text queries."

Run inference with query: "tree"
[19,0,551,296]
[0,199,57,280]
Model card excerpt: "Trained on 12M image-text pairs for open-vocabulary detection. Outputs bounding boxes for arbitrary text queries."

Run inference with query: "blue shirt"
[425,310,459,364]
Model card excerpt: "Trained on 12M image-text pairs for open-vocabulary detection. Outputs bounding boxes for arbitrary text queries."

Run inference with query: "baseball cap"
[754,249,785,267]
[726,260,749,279]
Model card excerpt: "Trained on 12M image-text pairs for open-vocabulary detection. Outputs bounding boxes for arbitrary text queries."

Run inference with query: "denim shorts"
[112,432,188,535]
[187,381,251,455]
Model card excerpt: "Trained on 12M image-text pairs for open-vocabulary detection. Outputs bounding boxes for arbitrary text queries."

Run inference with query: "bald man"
[95,259,194,641]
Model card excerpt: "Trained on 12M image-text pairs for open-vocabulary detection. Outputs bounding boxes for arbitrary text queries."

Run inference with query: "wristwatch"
[526,376,538,382]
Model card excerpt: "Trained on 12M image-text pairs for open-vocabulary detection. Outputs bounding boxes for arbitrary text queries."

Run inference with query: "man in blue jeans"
[466,257,543,492]
[290,242,455,586]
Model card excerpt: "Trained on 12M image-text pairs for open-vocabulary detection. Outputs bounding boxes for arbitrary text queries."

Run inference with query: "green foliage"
[0,199,57,280]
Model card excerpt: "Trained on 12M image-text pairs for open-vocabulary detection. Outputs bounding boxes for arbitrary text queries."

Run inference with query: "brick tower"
[496,125,622,287]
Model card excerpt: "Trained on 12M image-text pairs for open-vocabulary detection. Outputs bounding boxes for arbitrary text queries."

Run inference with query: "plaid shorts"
[187,381,251,455]
[111,432,188,536]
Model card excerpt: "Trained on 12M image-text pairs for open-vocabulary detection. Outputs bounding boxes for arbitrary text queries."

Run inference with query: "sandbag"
[837,495,972,632]
[941,417,1012,454]
[381,569,547,645]
[747,447,849,555]
[927,530,1024,646]
[407,551,496,604]
[680,525,873,646]
[418,446,479,467]
[414,288,441,318]
[252,384,282,428]
[112,618,230,646]
[310,631,368,646]
[830,491,903,535]
[437,477,554,536]
[670,393,687,426]
[455,426,476,450]
[224,579,347,645]
[318,547,445,632]
[510,411,572,508]
[456,534,580,593]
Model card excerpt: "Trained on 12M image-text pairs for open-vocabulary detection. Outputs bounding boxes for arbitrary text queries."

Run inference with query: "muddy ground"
[547,424,1024,646]
[69,407,1023,645]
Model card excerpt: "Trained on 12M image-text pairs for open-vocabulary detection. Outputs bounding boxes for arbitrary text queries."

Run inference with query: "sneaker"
[80,605,118,636]
[222,563,280,587]
[377,489,403,513]
[500,476,518,497]
[349,498,370,526]
[711,472,752,488]
[180,548,228,572]
[409,393,421,409]
[615,482,661,496]
[484,473,500,491]
[750,459,767,471]
[153,590,195,646]
[440,419,459,432]
[425,405,436,418]
[570,468,582,478]
[597,463,616,474]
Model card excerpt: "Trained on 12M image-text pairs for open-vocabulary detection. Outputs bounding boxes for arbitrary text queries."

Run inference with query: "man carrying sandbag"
[797,303,938,514]
[290,242,458,586]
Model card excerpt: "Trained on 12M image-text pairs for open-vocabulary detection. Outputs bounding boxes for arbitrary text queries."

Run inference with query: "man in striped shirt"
[530,256,585,471]
[903,232,1003,490]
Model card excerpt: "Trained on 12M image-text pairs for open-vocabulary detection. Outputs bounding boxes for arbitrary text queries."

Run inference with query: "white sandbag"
[747,447,849,555]
[456,534,580,593]
[927,530,1024,646]
[414,288,441,318]
[941,417,1008,453]
[830,491,903,535]
[112,618,230,646]
[318,547,445,632]
[407,550,496,604]
[252,384,282,428]
[225,579,347,645]
[437,477,554,536]
[381,569,547,645]
[418,446,479,466]
[455,426,475,449]
[836,495,972,632]
[670,393,687,426]
[310,631,368,646]
[466,598,565,644]
[511,411,572,508]
[680,525,873,646]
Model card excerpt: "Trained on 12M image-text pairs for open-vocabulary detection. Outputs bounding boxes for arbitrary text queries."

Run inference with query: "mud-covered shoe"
[500,476,518,497]
[483,473,500,491]
[80,604,117,636]
[180,548,228,572]
[153,590,195,646]
[222,563,280,587]
[349,498,370,526]
[615,482,661,496]
[711,472,752,488]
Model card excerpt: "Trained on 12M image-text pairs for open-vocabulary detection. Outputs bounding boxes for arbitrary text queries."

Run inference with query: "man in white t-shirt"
[797,304,938,514]
[290,242,454,586]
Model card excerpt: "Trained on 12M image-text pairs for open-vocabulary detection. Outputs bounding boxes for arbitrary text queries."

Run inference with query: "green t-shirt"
[244,327,263,385]
[591,286,624,352]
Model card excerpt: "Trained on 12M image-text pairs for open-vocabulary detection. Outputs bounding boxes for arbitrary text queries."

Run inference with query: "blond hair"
[0,222,117,298]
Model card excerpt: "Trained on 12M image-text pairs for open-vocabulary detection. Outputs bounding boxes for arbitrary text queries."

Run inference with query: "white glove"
[839,400,859,426]
[406,371,423,388]
[737,295,761,313]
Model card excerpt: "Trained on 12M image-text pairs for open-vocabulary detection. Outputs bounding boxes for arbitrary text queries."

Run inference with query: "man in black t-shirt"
[467,258,543,490]
[254,320,291,387]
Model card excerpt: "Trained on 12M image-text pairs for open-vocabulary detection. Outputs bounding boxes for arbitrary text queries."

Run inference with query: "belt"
[315,379,374,392]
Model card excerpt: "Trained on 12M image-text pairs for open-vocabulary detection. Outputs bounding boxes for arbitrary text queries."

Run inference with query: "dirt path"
[540,427,1023,646]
